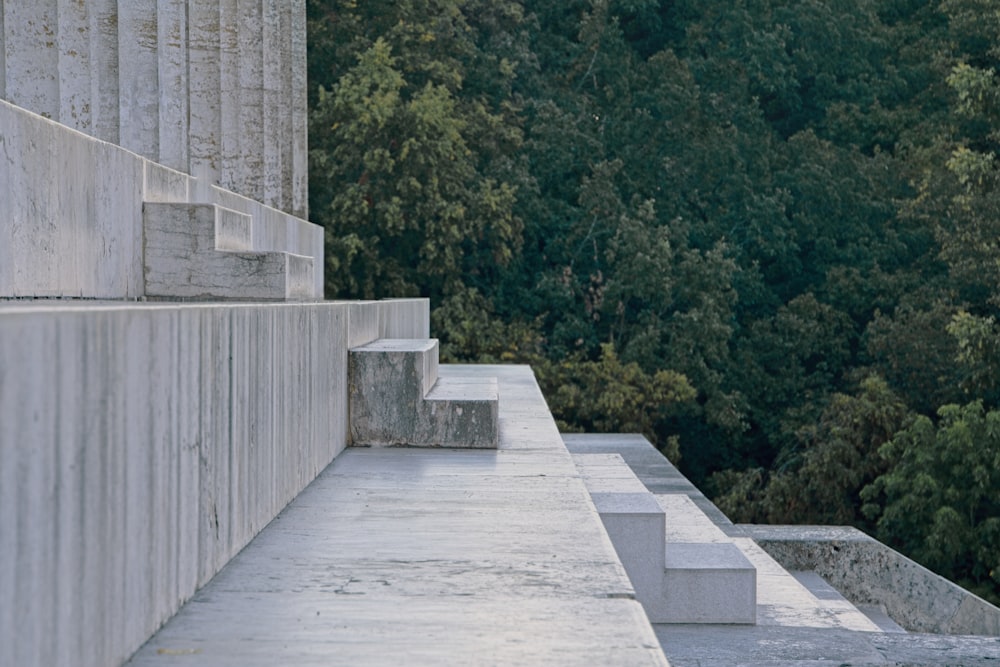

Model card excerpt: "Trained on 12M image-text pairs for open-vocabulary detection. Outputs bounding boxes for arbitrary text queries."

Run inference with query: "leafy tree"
[862,401,1000,604]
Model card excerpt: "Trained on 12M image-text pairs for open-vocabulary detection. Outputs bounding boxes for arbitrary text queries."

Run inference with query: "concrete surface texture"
[0,298,428,667]
[0,0,307,218]
[350,338,499,448]
[124,366,669,666]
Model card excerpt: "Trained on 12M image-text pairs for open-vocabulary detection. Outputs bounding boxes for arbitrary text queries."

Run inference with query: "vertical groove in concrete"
[0,0,6,99]
[237,0,264,203]
[262,0,283,211]
[291,0,308,218]
[157,0,188,172]
[118,0,159,159]
[3,1,60,119]
[219,0,241,196]
[89,0,119,144]
[189,0,222,184]
[56,0,91,132]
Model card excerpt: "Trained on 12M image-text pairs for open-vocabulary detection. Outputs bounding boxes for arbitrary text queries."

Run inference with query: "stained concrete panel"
[57,0,92,132]
[157,0,189,172]
[3,1,59,119]
[118,0,159,159]
[89,0,120,143]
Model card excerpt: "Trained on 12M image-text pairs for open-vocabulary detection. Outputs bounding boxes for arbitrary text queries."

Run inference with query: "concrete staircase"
[349,339,499,448]
[143,203,314,300]
[573,452,757,624]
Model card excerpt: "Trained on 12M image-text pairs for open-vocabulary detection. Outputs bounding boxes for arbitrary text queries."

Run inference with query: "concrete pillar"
[118,0,159,159]
[89,0,119,144]
[157,0,188,172]
[291,0,308,218]
[219,0,241,196]
[57,0,92,132]
[262,0,288,212]
[236,0,264,202]
[189,0,222,184]
[3,1,60,120]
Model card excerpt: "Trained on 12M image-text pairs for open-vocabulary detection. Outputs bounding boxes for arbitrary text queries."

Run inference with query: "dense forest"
[306,0,1000,603]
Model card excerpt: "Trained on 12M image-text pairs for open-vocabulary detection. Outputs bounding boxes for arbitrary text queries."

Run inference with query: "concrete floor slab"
[125,366,668,666]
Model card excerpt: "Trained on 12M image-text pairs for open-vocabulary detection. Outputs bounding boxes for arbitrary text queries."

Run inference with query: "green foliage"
[862,401,1000,604]
[715,375,912,526]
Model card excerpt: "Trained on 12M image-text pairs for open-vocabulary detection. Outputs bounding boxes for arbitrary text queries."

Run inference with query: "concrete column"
[57,0,91,132]
[157,0,188,172]
[236,0,264,202]
[2,1,60,120]
[89,0,119,144]
[189,0,222,184]
[118,0,159,160]
[219,0,241,196]
[291,0,308,218]
[262,0,287,212]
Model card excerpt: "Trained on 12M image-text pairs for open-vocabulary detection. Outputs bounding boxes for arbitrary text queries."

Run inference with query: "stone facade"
[0,0,307,218]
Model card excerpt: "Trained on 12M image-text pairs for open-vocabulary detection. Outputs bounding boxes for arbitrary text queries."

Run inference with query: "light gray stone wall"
[0,298,429,667]
[0,0,307,218]
[746,525,1000,636]
[0,98,323,298]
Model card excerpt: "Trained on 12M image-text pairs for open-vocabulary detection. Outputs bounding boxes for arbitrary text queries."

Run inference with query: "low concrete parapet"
[746,524,1000,636]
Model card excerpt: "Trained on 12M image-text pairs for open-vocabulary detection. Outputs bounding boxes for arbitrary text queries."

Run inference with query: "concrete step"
[143,202,314,300]
[572,453,756,624]
[349,339,498,448]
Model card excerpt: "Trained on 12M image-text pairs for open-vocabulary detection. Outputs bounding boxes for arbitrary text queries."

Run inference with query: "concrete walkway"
[125,366,667,666]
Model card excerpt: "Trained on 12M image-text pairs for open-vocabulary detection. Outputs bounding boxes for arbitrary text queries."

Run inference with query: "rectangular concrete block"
[591,492,666,617]
[661,542,756,624]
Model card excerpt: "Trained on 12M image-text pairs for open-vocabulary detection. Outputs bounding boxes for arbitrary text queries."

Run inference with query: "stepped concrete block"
[591,492,668,621]
[143,202,314,300]
[661,542,757,624]
[349,339,498,448]
[349,339,439,446]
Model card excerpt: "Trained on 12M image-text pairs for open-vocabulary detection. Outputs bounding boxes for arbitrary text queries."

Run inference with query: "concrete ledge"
[745,524,1000,636]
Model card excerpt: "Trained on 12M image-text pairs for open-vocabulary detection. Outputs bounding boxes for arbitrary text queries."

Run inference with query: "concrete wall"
[0,98,323,299]
[0,298,429,667]
[0,0,307,218]
[746,525,1000,636]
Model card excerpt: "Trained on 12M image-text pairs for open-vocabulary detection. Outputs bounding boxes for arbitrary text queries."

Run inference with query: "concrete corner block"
[660,542,757,624]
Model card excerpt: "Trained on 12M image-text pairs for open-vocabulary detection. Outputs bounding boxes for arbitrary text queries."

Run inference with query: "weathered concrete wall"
[746,525,1000,636]
[0,98,323,298]
[0,298,429,667]
[0,0,307,218]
